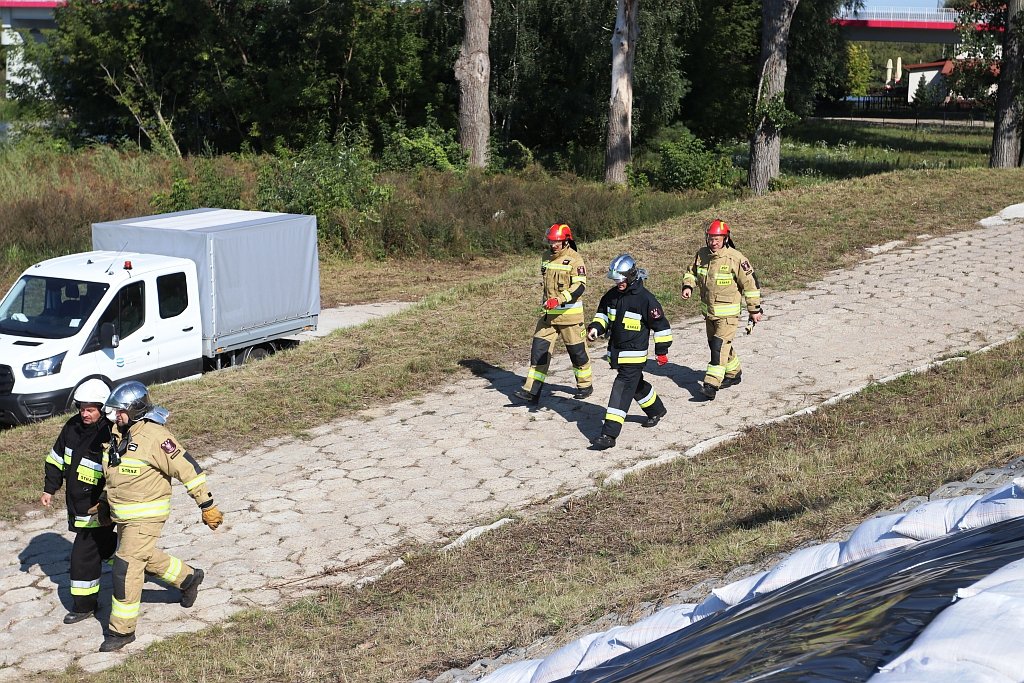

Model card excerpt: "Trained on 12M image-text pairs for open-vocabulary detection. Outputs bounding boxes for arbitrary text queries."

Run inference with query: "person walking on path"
[681,219,763,400]
[97,381,224,652]
[514,223,594,404]
[40,379,117,625]
[586,254,672,450]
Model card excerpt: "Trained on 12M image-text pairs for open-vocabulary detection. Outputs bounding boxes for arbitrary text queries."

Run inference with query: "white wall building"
[903,60,953,103]
[1,1,59,97]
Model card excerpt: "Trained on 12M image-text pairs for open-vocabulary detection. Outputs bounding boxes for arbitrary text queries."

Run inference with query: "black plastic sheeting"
[556,516,1024,683]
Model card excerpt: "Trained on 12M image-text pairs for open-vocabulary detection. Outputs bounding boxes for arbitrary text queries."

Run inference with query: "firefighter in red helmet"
[513,223,593,404]
[681,219,763,400]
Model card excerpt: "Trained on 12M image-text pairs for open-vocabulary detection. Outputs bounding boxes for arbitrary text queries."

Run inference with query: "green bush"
[150,159,245,212]
[488,139,535,173]
[254,140,393,256]
[655,132,735,191]
[379,121,467,173]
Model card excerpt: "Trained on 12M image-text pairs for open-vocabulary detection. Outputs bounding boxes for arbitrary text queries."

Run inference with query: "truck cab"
[0,252,202,425]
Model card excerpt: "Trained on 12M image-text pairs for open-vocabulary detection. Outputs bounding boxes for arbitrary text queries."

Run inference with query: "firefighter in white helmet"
[41,379,116,625]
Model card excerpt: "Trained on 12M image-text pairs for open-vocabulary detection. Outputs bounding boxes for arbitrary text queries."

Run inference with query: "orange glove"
[543,297,560,310]
[201,505,224,530]
[656,354,668,366]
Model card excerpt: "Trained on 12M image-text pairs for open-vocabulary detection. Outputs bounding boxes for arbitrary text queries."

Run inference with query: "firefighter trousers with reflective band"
[704,317,741,389]
[109,521,194,636]
[521,318,592,395]
[70,526,117,613]
[601,363,665,439]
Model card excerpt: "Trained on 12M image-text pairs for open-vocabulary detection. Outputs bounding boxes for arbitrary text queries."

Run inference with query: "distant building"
[1,1,60,97]
[904,59,953,103]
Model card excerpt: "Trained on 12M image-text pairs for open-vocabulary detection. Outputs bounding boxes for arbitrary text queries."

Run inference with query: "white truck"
[0,208,320,426]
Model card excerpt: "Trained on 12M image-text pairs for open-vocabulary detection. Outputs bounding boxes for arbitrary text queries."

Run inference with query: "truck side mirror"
[100,322,119,349]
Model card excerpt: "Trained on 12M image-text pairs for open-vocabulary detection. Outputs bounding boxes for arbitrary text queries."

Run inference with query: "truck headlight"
[23,352,67,378]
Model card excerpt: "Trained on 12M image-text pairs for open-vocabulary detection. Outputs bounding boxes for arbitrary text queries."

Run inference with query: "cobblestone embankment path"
[1,206,1023,678]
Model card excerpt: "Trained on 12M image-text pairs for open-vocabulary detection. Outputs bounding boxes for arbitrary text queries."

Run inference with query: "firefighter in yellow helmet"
[681,219,763,400]
[513,223,593,404]
[97,381,223,652]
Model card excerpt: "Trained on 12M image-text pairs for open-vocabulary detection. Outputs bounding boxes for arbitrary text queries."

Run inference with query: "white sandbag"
[890,495,981,541]
[692,592,730,621]
[957,558,1024,600]
[612,603,697,649]
[712,571,768,606]
[479,658,542,683]
[576,626,631,672]
[869,656,1014,683]
[838,513,916,564]
[876,589,1024,680]
[968,579,1024,600]
[530,631,604,683]
[754,543,842,596]
[955,478,1024,531]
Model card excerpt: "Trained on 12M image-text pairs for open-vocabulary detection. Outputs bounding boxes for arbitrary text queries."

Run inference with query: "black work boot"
[701,383,718,400]
[513,388,540,404]
[179,568,204,608]
[99,631,136,652]
[63,610,94,625]
[573,386,594,400]
[642,408,666,428]
[591,434,616,450]
[722,372,743,388]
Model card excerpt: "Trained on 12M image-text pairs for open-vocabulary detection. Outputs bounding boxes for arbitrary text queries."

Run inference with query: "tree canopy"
[17,0,854,166]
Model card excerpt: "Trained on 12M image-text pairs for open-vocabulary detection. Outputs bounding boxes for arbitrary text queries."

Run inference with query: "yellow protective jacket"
[682,246,762,321]
[541,245,588,325]
[102,420,214,523]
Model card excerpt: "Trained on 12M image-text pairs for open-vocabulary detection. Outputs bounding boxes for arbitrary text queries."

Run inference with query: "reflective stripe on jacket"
[541,246,587,323]
[587,280,672,368]
[682,246,761,320]
[103,420,214,523]
[43,415,112,532]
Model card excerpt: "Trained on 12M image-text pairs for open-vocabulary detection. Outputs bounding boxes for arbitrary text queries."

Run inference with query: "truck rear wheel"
[241,345,274,365]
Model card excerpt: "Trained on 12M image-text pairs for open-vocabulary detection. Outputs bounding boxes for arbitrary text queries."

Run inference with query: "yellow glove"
[201,505,224,530]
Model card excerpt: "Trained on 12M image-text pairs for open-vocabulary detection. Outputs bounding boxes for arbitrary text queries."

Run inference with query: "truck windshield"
[0,275,109,340]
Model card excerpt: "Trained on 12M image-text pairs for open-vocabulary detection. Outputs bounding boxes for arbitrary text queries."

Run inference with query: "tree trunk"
[990,0,1023,168]
[747,0,800,195]
[454,0,491,169]
[604,0,639,186]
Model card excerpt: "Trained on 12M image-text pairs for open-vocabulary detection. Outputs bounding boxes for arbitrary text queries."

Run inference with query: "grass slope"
[3,167,1023,520]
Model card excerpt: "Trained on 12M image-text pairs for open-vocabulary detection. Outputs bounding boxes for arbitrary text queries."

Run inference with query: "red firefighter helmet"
[546,223,573,242]
[705,219,735,248]
[706,219,730,236]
